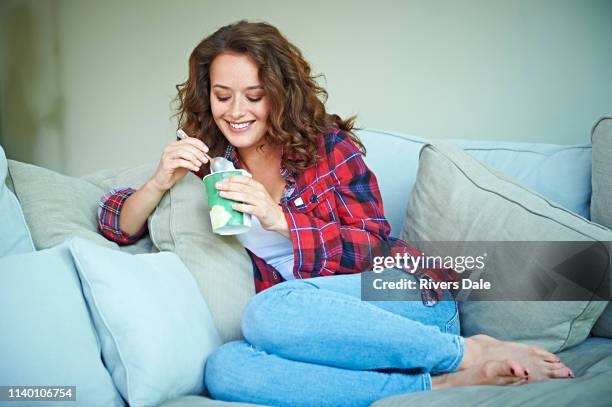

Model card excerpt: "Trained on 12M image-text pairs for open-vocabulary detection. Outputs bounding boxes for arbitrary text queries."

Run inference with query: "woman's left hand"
[215,175,290,237]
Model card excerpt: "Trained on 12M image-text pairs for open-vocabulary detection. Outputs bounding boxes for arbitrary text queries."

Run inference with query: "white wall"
[1,0,611,176]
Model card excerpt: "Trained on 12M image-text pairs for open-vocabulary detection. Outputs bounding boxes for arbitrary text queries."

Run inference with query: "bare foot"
[460,334,574,382]
[432,359,528,389]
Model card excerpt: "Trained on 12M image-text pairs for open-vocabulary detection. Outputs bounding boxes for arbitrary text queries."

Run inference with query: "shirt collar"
[224,144,297,200]
[224,143,240,168]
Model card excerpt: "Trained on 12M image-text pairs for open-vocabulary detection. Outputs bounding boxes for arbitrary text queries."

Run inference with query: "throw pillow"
[0,242,124,406]
[149,172,255,343]
[401,142,610,352]
[69,237,221,406]
[0,145,34,256]
[81,163,156,193]
[7,160,153,255]
[454,139,592,219]
[590,115,612,339]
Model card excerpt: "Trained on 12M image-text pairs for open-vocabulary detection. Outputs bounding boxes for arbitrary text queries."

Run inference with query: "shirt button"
[310,194,317,203]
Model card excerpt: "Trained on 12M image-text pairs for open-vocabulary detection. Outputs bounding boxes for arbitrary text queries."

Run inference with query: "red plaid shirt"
[98,129,450,303]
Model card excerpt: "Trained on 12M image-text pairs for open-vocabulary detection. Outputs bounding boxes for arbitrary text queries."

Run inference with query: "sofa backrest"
[356,129,592,237]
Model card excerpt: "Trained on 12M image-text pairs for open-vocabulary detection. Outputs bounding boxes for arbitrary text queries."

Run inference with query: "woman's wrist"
[118,179,166,236]
[272,206,291,239]
[144,177,169,197]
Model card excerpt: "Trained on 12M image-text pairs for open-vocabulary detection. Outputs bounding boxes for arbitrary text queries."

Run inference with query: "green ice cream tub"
[203,169,252,235]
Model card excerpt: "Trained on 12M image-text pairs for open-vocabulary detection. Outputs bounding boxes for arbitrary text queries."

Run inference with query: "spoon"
[176,129,235,172]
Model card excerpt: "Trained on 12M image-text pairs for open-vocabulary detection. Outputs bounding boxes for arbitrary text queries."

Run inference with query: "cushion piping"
[5,161,37,251]
[590,115,612,143]
[461,145,591,155]
[421,144,608,233]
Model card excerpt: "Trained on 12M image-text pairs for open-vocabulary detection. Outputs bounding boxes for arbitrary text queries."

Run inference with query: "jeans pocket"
[444,300,460,335]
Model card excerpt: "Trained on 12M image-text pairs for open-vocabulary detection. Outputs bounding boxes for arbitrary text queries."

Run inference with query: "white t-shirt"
[235,216,295,281]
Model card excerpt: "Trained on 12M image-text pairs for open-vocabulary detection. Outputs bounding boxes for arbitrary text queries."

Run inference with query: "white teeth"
[230,121,252,129]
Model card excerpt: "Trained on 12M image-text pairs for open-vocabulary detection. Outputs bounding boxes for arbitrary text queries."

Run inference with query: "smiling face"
[209,52,271,155]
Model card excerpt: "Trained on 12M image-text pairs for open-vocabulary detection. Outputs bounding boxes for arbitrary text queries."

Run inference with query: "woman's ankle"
[431,374,451,389]
[459,337,481,370]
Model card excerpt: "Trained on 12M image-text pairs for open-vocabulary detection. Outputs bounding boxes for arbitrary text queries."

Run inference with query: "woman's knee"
[241,280,315,348]
[205,340,262,401]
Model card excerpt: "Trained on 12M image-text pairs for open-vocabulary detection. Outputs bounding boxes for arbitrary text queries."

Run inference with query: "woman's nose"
[229,98,246,120]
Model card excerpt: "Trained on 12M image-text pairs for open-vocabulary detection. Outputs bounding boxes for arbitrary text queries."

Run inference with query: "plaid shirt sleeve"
[387,238,457,305]
[283,131,393,279]
[97,187,148,245]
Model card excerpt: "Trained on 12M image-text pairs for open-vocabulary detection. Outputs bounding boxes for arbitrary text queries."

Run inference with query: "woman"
[98,20,573,407]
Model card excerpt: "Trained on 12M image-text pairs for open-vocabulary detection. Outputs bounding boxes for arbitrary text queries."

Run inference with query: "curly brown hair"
[175,20,365,174]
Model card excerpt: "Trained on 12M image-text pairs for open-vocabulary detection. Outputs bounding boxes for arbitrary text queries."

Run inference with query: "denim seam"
[429,334,464,375]
[447,335,465,372]
[422,373,432,391]
[444,302,459,334]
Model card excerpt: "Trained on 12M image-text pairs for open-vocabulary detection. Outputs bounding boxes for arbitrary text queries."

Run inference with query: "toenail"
[524,369,529,376]
[511,368,515,375]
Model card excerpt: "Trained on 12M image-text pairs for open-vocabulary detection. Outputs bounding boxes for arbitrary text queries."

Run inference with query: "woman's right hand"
[148,137,210,192]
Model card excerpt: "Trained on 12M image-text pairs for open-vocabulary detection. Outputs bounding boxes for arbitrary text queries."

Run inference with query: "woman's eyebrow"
[212,84,264,90]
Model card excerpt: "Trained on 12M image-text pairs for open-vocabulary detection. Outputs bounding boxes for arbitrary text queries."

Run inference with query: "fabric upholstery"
[401,142,610,352]
[590,115,612,338]
[372,337,612,407]
[7,160,153,254]
[356,129,592,237]
[0,242,125,406]
[70,237,221,406]
[0,145,34,256]
[148,173,255,343]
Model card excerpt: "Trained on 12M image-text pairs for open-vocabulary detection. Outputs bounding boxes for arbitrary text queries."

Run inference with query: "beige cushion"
[590,115,612,338]
[82,163,156,193]
[148,173,255,343]
[81,163,158,254]
[23,159,254,342]
[401,142,610,352]
[7,160,152,254]
[591,115,612,229]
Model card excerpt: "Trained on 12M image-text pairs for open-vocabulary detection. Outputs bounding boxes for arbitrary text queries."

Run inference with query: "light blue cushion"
[455,139,592,219]
[356,129,427,237]
[0,145,34,256]
[357,129,592,236]
[0,241,125,406]
[69,238,222,407]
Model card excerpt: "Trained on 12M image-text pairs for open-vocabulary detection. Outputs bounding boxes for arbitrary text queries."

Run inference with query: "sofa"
[1,116,611,407]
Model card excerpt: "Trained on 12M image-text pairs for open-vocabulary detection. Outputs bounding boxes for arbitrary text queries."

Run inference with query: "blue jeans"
[205,271,463,407]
